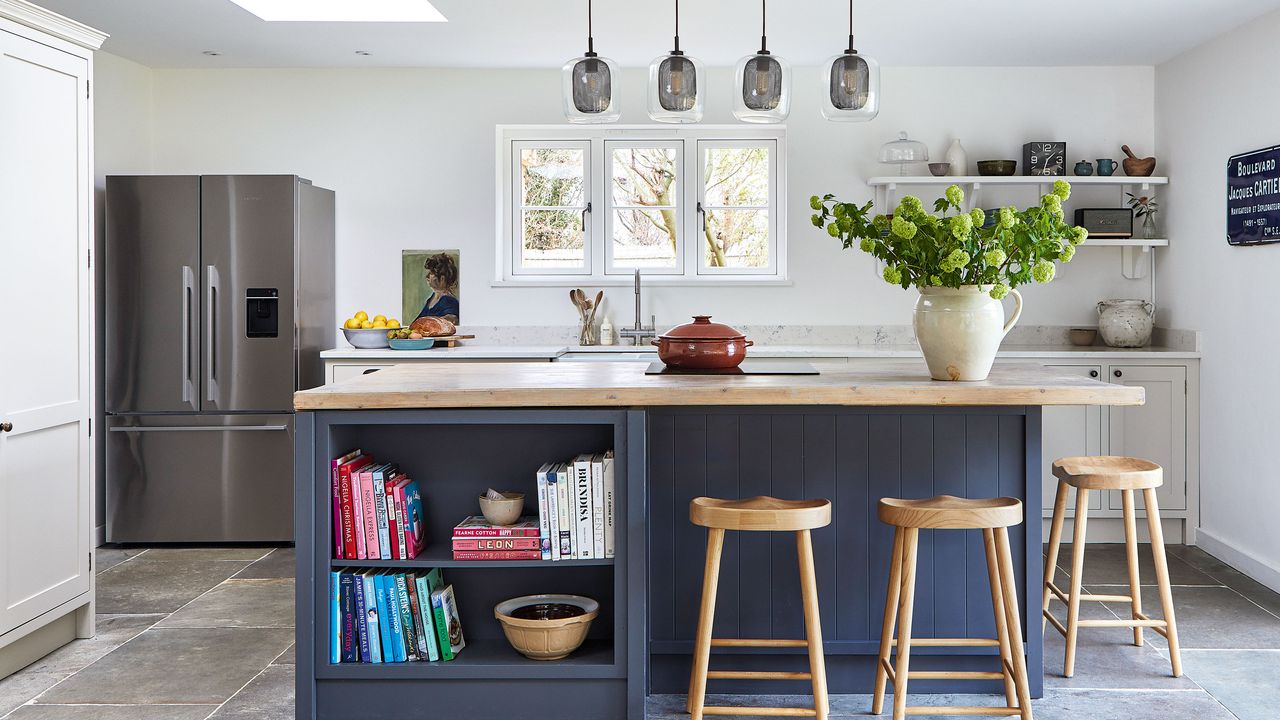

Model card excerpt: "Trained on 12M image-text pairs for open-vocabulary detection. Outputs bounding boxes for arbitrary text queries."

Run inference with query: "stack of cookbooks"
[331,449,426,561]
[536,452,615,561]
[330,567,465,664]
[451,516,541,560]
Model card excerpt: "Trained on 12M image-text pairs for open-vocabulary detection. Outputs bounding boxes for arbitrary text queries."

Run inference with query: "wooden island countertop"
[293,361,1143,410]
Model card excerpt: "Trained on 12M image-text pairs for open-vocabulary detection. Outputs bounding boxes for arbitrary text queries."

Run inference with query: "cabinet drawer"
[330,364,394,382]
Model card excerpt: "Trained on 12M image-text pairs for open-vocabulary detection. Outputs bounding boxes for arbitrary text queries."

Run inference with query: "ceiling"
[36,0,1280,69]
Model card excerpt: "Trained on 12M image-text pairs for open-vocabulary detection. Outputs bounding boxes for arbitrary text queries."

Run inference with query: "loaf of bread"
[410,316,456,337]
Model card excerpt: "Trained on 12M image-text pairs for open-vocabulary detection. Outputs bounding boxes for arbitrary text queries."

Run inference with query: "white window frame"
[509,139,592,276]
[604,139,685,276]
[696,139,779,276]
[496,125,787,286]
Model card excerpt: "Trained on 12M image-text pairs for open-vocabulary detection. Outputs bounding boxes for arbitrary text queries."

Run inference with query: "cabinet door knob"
[362,369,380,375]
[1089,370,1099,378]
[0,422,11,433]
[1114,369,1123,378]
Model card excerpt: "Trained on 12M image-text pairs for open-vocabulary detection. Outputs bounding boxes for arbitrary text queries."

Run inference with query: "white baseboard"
[1196,527,1280,595]
[94,523,104,548]
[1041,516,1184,544]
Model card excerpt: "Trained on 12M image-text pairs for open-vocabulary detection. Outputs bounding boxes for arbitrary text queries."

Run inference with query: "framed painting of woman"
[401,250,460,325]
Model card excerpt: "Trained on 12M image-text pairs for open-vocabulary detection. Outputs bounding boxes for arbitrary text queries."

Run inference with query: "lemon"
[360,320,374,329]
[386,319,400,329]
[354,311,369,322]
[373,314,387,323]
[343,318,361,329]
[372,320,387,329]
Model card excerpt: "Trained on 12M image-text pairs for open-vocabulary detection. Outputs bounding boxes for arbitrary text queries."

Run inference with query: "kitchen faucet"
[616,269,655,346]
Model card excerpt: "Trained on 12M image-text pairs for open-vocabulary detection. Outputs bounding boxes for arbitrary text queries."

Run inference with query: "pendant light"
[732,0,791,123]
[821,0,880,121]
[562,0,620,124]
[648,0,705,123]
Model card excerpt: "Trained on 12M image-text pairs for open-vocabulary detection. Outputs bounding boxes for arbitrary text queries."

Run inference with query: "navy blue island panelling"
[646,406,1043,699]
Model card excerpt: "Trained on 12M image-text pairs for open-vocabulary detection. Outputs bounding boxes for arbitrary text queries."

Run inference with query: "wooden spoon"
[586,290,603,328]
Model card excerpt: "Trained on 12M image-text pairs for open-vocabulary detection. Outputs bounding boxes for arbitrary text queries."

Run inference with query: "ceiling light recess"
[227,0,446,22]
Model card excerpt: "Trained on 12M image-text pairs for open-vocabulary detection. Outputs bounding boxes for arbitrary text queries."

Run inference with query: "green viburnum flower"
[833,203,847,218]
[809,195,823,210]
[1041,193,1064,219]
[872,214,890,231]
[989,283,1010,300]
[1070,226,1088,245]
[891,215,918,239]
[1032,259,1056,283]
[859,237,876,252]
[1060,243,1076,262]
[970,208,986,227]
[930,275,942,286]
[940,248,971,273]
[837,216,853,233]
[827,223,840,237]
[898,195,923,215]
[1053,179,1071,201]
[998,206,1016,229]
[883,265,903,285]
[945,184,964,206]
[811,213,823,227]
[983,248,1007,267]
[950,213,973,238]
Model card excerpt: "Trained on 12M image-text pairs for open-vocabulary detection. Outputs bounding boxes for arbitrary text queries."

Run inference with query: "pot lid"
[659,315,746,340]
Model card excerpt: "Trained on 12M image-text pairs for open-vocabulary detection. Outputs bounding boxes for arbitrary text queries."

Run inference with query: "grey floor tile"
[93,546,144,575]
[1042,590,1189,688]
[157,579,293,629]
[1178,649,1280,720]
[140,547,273,562]
[1096,584,1280,649]
[1049,543,1219,587]
[21,614,164,675]
[7,705,216,720]
[208,665,294,720]
[233,548,295,580]
[95,558,248,614]
[1167,545,1280,618]
[0,672,68,719]
[36,627,292,705]
[272,643,295,665]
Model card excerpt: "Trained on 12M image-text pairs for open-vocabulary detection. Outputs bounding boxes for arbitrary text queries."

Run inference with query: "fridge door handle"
[205,265,220,404]
[181,266,196,407]
[108,425,289,433]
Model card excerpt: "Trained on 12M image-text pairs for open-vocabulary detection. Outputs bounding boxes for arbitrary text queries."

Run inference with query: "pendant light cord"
[847,0,856,52]
[673,0,681,54]
[586,0,595,56]
[759,0,768,53]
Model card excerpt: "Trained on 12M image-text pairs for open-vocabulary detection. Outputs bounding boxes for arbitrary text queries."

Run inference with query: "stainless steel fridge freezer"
[104,175,335,542]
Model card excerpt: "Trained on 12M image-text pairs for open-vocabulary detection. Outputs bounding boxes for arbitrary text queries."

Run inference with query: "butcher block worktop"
[293,360,1143,410]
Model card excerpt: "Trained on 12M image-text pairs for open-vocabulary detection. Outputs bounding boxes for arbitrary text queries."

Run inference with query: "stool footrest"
[705,670,813,681]
[702,706,818,717]
[1135,611,1171,639]
[1043,609,1068,637]
[904,707,1022,716]
[710,638,808,648]
[1077,618,1167,628]
[908,670,1005,681]
[1047,582,1132,604]
[890,637,1000,648]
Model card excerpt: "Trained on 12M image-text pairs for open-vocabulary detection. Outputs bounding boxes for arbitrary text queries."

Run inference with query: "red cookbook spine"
[451,550,543,561]
[451,528,541,538]
[451,538,542,551]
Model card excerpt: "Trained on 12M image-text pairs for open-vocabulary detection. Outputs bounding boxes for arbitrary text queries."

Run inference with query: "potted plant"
[811,180,1087,381]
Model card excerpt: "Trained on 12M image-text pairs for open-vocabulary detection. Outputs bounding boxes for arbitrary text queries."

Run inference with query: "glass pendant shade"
[561,54,621,124]
[733,52,791,123]
[822,51,880,121]
[647,52,705,123]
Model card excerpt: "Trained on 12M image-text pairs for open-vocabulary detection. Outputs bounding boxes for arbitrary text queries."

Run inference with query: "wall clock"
[1023,141,1066,176]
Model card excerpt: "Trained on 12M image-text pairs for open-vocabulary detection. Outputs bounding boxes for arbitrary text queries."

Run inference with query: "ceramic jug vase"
[914,286,1023,381]
[1097,299,1154,347]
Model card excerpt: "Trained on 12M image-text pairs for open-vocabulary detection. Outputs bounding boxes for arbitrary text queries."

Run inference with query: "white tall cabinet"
[0,0,105,678]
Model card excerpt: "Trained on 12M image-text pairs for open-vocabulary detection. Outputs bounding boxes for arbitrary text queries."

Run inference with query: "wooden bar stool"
[1043,456,1182,678]
[872,496,1033,720]
[686,495,833,720]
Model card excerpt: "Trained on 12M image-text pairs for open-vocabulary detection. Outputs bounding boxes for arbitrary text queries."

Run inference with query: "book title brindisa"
[1231,157,1280,200]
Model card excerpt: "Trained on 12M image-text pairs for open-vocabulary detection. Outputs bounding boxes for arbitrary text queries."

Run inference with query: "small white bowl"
[479,492,525,526]
[342,327,391,349]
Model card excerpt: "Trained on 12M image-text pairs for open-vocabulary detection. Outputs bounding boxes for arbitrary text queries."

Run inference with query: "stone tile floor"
[1,543,1277,719]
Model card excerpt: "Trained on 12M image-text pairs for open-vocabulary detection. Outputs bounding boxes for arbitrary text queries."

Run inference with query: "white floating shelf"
[1081,237,1168,248]
[868,175,1168,187]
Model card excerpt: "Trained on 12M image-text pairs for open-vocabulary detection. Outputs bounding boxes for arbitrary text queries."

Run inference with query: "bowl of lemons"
[341,311,401,349]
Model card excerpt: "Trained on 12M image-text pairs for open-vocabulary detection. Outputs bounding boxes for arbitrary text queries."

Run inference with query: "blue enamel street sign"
[1228,144,1280,246]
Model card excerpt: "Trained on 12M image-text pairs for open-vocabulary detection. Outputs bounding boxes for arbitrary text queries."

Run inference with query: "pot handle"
[650,339,661,347]
[744,340,755,347]
[1142,300,1156,317]
[1096,301,1105,315]
[1003,289,1023,339]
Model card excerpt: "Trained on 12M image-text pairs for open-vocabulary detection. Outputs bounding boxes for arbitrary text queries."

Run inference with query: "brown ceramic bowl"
[977,160,1017,176]
[652,316,753,369]
[495,594,599,661]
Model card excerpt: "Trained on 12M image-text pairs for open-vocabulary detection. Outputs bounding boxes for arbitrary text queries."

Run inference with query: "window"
[498,126,786,284]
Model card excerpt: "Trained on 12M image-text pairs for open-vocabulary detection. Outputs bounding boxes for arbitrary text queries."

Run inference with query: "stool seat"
[877,495,1023,529]
[690,495,832,531]
[1052,456,1162,490]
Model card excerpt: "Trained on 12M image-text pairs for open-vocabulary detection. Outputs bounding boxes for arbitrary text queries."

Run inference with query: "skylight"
[228,0,446,22]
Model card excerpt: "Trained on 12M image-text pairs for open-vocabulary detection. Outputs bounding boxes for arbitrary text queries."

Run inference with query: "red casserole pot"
[651,316,754,369]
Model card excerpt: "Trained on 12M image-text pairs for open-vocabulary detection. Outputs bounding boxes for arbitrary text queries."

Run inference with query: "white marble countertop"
[323,343,1199,361]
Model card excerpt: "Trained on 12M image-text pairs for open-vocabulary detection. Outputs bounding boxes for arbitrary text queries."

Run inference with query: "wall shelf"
[868,175,1168,188]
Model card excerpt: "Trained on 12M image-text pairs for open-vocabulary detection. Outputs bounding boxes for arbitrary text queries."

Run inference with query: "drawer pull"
[363,368,381,375]
[1089,370,1098,378]
[1114,369,1123,378]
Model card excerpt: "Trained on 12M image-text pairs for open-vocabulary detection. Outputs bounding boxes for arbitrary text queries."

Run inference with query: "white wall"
[134,64,1155,329]
[1156,11,1280,586]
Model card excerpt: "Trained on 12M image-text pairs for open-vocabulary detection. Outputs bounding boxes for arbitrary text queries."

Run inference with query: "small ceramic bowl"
[388,337,436,350]
[1069,328,1098,346]
[495,594,599,661]
[928,162,951,177]
[342,327,390,349]
[479,492,525,526]
[977,160,1017,176]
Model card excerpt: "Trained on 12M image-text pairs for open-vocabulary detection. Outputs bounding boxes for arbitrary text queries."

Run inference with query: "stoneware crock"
[494,594,598,661]
[1097,298,1154,347]
[652,316,753,369]
[913,286,1023,381]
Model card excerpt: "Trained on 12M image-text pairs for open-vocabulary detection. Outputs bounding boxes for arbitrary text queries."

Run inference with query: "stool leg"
[796,530,829,720]
[1064,487,1089,678]
[1042,481,1069,632]
[891,528,920,720]
[872,528,905,715]
[1121,489,1145,647]
[687,527,725,719]
[995,527,1035,720]
[984,528,1019,709]
[1144,488,1183,678]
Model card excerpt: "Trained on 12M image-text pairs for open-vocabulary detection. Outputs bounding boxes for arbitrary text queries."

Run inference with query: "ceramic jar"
[1096,299,1154,347]
[944,139,968,176]
[913,286,1023,381]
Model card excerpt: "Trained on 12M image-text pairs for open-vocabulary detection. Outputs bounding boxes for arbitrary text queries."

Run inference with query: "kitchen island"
[293,362,1141,720]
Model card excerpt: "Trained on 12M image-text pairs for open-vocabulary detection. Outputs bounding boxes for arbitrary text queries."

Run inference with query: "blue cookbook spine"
[362,572,382,663]
[354,572,370,662]
[374,573,396,662]
[338,573,357,663]
[383,573,407,662]
[329,572,341,664]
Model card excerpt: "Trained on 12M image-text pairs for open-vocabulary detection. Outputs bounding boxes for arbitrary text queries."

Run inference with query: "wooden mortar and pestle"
[1121,145,1157,177]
